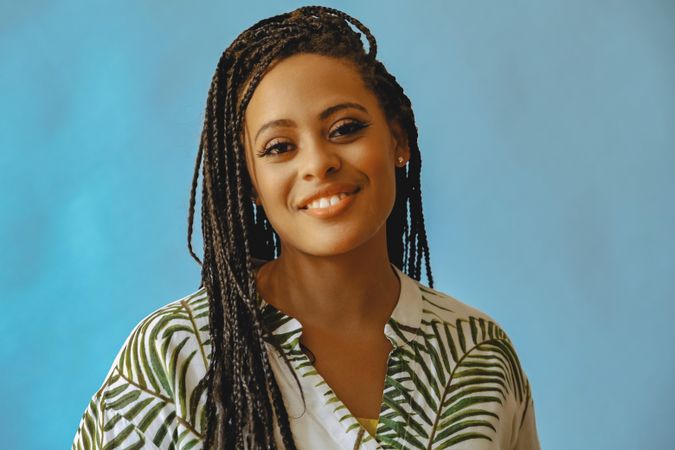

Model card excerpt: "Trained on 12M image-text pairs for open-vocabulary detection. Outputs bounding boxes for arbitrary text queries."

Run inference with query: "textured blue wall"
[1,1,673,448]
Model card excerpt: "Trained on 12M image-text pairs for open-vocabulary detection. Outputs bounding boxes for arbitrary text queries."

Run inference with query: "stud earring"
[397,156,406,166]
[251,191,261,206]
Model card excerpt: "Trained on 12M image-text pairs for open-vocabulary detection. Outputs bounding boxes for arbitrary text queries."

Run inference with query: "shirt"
[72,263,541,449]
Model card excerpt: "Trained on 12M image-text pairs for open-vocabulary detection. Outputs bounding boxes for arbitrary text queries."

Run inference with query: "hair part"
[186,6,433,449]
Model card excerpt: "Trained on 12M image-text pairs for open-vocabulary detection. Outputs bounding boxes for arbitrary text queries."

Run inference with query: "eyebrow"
[254,102,369,143]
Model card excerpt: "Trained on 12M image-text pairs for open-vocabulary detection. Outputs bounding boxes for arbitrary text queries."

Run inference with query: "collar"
[252,259,423,351]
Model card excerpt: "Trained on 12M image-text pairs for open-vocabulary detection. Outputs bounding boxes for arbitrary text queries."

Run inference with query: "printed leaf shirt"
[72,263,541,449]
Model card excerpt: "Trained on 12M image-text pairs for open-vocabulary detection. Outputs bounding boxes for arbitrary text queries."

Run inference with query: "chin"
[287,226,381,258]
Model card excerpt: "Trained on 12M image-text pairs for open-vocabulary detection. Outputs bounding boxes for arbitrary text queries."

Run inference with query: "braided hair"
[186,6,434,449]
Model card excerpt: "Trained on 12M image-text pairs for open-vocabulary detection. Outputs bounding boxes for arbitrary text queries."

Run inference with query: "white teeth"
[306,192,349,209]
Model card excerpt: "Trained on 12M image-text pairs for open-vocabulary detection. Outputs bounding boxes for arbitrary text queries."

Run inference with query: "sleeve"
[71,389,106,450]
[512,382,541,450]
[490,320,540,450]
[72,297,209,450]
[72,383,163,450]
[71,325,164,450]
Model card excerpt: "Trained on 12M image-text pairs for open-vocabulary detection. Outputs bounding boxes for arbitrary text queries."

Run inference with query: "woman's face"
[243,53,409,257]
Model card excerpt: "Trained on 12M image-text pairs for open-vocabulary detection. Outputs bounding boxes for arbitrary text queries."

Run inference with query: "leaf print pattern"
[373,286,536,450]
[73,292,211,450]
[73,266,540,449]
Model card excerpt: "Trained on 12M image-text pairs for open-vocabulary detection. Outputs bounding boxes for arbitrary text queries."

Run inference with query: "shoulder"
[107,287,212,396]
[405,280,539,447]
[73,288,210,450]
[108,286,212,405]
[415,281,511,344]
[411,279,532,403]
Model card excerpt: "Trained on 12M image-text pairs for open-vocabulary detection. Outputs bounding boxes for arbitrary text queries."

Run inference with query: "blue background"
[1,0,673,448]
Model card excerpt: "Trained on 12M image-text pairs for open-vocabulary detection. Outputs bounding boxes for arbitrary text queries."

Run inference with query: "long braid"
[372,57,434,286]
[186,6,435,449]
[233,46,311,450]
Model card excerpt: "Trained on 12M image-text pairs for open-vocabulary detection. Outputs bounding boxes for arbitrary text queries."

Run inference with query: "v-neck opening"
[252,257,424,446]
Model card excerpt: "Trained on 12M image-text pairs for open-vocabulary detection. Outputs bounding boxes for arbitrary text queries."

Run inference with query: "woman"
[72,6,540,450]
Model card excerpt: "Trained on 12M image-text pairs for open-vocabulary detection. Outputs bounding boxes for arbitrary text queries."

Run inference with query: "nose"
[299,137,341,181]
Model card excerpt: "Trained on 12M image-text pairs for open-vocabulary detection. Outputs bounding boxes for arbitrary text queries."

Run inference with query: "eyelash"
[256,119,370,157]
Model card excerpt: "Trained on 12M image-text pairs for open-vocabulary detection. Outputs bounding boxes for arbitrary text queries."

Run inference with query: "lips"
[298,184,361,210]
[300,188,359,219]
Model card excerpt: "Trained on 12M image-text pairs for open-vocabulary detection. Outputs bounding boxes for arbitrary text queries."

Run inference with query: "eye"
[257,138,295,157]
[328,119,370,139]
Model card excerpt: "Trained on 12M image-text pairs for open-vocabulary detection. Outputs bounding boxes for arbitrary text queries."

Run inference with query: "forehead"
[244,53,376,124]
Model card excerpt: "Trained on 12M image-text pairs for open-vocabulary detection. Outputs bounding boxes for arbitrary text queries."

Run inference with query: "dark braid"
[185,6,434,449]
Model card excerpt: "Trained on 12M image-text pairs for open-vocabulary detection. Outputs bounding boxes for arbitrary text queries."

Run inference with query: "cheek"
[353,141,396,192]
[257,169,291,211]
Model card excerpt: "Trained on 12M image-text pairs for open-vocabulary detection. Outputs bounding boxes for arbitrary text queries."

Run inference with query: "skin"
[243,53,410,418]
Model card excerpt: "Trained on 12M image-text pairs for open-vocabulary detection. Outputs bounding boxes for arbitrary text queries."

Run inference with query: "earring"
[397,156,406,167]
[251,192,261,206]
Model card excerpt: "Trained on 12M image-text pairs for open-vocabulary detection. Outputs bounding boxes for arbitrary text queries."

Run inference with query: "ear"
[389,119,410,166]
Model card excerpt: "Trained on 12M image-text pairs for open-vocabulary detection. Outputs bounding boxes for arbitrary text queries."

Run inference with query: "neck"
[256,228,400,333]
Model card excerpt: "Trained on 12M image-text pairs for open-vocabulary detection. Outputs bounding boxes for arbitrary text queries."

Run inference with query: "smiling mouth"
[299,187,361,210]
[299,187,361,218]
